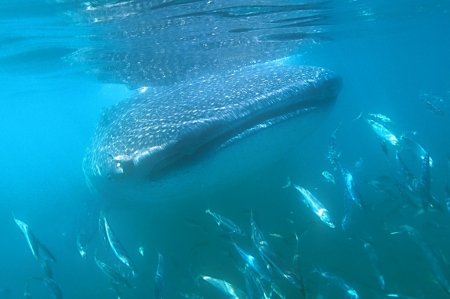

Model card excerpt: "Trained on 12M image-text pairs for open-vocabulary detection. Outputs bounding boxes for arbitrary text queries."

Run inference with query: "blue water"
[1,0,449,298]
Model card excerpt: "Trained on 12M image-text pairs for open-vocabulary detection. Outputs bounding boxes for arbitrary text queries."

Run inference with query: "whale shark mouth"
[218,100,325,149]
[82,63,342,188]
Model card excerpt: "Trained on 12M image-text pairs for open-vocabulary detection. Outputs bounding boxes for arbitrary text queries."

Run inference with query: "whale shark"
[83,62,342,203]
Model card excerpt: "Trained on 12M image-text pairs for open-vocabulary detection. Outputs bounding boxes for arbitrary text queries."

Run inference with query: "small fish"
[321,171,335,184]
[13,215,40,260]
[420,92,446,116]
[292,232,304,286]
[293,185,335,228]
[282,177,292,189]
[368,113,393,123]
[416,150,443,211]
[30,277,63,299]
[138,246,145,257]
[395,151,416,186]
[389,225,420,237]
[243,266,255,299]
[327,122,343,166]
[109,280,124,299]
[231,241,271,281]
[339,163,364,209]
[257,244,305,296]
[357,113,399,146]
[205,209,245,236]
[100,215,135,276]
[355,157,363,171]
[341,189,355,230]
[24,278,32,299]
[409,232,450,295]
[98,215,109,249]
[179,292,204,299]
[400,135,433,167]
[361,239,385,290]
[154,252,164,299]
[269,233,284,239]
[313,269,359,299]
[271,282,286,299]
[202,275,249,299]
[183,218,207,233]
[250,211,268,251]
[246,267,273,299]
[76,232,88,259]
[95,256,132,289]
[365,175,394,191]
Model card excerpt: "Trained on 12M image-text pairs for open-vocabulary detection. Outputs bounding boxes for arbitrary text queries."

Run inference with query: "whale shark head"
[83,62,342,203]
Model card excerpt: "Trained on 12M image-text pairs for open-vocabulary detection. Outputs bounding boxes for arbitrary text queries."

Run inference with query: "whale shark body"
[83,62,342,202]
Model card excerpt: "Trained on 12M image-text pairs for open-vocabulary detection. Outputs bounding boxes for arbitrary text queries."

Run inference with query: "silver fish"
[95,256,132,289]
[400,135,433,167]
[314,269,359,299]
[293,184,335,228]
[292,233,304,290]
[407,232,450,295]
[416,150,443,211]
[327,122,343,167]
[100,215,135,276]
[246,267,273,299]
[257,244,305,296]
[179,292,204,299]
[321,171,335,184]
[13,216,40,260]
[250,211,268,248]
[341,189,355,230]
[231,241,271,281]
[361,239,385,290]
[368,113,393,123]
[154,252,164,299]
[138,246,145,257]
[24,278,31,299]
[339,163,364,209]
[358,113,399,146]
[420,92,446,116]
[205,209,245,236]
[202,275,249,299]
[76,232,88,259]
[31,277,63,299]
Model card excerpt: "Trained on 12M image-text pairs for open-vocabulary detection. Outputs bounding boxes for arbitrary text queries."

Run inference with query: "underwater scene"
[1,0,450,298]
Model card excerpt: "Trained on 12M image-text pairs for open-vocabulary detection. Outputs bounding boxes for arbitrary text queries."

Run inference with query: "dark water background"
[1,0,449,298]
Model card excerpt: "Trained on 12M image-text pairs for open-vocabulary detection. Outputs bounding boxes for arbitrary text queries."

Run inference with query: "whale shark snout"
[83,63,342,202]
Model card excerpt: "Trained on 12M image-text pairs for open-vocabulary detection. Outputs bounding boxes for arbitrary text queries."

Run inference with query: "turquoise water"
[1,0,449,298]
